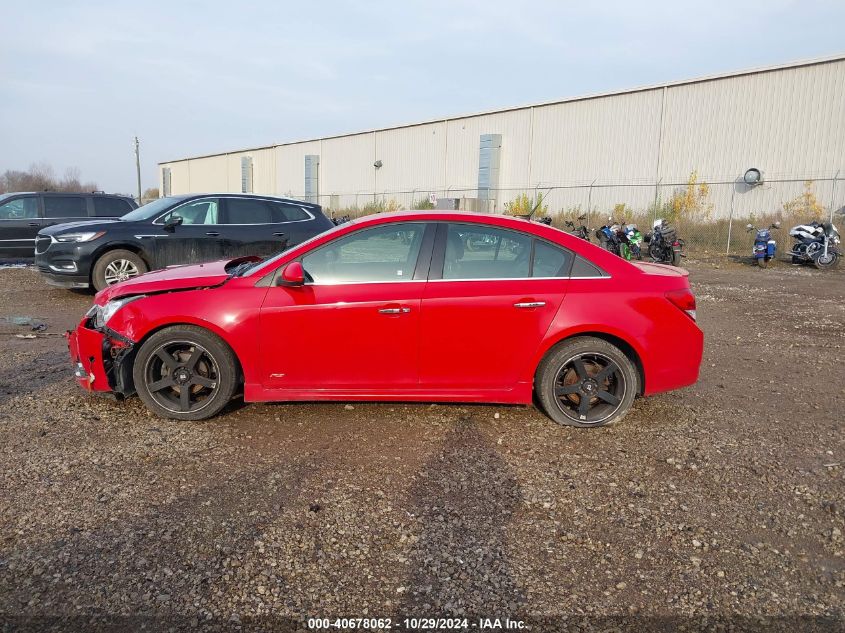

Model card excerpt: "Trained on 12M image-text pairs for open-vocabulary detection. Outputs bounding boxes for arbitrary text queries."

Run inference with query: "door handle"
[272,232,286,237]
[378,307,411,314]
[514,301,546,309]
[28,222,40,227]
[206,231,220,236]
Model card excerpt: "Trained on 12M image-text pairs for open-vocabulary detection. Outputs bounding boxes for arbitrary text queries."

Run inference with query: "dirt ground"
[0,258,843,632]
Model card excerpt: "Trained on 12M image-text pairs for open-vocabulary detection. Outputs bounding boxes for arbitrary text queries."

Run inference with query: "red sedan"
[67,211,702,427]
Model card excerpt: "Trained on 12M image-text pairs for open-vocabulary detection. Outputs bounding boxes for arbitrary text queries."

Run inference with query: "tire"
[535,337,638,428]
[132,325,239,421]
[92,249,147,291]
[814,251,840,270]
[757,257,769,268]
[791,256,802,265]
[671,249,682,267]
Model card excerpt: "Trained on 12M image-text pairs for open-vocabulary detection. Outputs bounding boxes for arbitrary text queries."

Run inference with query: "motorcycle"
[643,219,684,267]
[596,218,622,256]
[788,221,841,269]
[331,214,351,225]
[621,222,643,260]
[746,221,780,268]
[565,214,590,241]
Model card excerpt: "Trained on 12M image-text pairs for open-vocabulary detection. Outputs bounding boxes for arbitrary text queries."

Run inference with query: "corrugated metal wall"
[159,58,845,219]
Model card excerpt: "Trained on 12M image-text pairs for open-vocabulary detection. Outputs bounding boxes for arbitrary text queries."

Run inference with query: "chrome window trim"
[303,279,427,286]
[0,238,37,242]
[285,275,610,287]
[429,275,610,282]
[151,196,316,226]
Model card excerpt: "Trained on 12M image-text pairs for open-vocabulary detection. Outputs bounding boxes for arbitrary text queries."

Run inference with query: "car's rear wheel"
[132,325,239,421]
[535,337,638,428]
[92,249,147,291]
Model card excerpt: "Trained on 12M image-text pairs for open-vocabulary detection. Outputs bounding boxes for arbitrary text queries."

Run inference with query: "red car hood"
[95,256,261,303]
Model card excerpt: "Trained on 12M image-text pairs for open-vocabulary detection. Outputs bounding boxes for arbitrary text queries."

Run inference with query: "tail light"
[666,288,696,321]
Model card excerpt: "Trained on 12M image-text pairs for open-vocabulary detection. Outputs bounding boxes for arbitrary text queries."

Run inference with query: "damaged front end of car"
[66,297,143,398]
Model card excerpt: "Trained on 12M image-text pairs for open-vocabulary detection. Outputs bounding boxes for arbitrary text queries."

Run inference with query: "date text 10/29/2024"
[308,617,526,630]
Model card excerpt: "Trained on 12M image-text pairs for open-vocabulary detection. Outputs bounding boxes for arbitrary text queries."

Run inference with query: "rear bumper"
[642,320,703,396]
[66,320,135,394]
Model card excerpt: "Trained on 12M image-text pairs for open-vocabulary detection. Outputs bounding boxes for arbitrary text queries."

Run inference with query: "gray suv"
[0,192,137,259]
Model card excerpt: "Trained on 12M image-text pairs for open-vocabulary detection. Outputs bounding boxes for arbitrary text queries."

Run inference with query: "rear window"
[44,196,86,218]
[93,197,132,217]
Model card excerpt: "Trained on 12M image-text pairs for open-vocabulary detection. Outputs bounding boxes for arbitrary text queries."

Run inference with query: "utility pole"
[134,136,142,205]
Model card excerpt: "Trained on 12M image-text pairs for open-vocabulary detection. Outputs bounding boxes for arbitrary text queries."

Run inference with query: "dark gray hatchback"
[0,192,137,259]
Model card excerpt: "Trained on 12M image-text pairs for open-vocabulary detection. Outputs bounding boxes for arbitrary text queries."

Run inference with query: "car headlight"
[93,295,145,328]
[56,231,105,243]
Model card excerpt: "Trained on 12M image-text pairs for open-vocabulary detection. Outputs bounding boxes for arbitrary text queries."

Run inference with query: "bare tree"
[0,163,98,194]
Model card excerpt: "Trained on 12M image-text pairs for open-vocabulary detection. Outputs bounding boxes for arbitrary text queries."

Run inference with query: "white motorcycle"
[788,221,841,270]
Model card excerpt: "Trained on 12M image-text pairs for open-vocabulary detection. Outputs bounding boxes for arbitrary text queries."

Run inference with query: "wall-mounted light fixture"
[743,167,763,186]
[373,160,383,169]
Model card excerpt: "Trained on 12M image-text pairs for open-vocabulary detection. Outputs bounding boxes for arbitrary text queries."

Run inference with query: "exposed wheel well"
[541,332,645,395]
[120,322,245,394]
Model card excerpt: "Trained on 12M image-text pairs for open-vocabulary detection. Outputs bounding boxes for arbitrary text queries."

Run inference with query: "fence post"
[651,179,661,226]
[831,171,840,223]
[726,182,737,256]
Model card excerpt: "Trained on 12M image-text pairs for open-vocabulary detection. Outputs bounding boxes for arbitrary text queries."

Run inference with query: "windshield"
[120,196,187,222]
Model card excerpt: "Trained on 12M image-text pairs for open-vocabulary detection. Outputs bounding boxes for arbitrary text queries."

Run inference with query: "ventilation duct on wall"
[241,156,253,193]
[305,155,320,203]
[477,133,502,211]
[162,167,172,196]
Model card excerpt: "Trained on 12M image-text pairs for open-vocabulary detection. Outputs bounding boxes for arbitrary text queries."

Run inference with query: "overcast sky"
[1,0,843,195]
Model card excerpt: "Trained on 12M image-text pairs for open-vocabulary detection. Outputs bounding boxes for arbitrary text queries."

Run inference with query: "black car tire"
[133,325,239,421]
[535,337,638,428]
[92,249,148,291]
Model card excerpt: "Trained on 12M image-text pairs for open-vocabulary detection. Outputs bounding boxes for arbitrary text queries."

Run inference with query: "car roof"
[179,193,319,206]
[345,210,565,233]
[0,191,131,197]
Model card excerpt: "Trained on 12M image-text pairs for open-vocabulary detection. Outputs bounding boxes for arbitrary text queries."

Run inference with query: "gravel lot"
[0,259,843,632]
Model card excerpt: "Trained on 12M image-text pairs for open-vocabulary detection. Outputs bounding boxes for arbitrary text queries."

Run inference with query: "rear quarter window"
[269,202,311,222]
[570,255,606,278]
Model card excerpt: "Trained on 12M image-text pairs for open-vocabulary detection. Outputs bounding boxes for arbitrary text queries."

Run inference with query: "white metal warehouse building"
[158,55,845,220]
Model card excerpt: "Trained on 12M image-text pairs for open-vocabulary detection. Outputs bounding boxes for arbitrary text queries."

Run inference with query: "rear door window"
[93,197,132,217]
[224,198,273,224]
[43,196,86,218]
[532,240,573,277]
[442,224,532,280]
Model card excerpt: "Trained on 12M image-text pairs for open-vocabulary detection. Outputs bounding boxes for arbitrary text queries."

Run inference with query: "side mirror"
[164,215,183,231]
[277,261,305,287]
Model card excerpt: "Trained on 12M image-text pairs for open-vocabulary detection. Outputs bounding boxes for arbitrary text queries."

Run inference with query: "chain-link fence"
[302,176,843,256]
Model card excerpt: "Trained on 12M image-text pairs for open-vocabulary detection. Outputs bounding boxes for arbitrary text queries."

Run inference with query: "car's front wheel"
[132,325,239,421]
[92,249,148,291]
[535,337,638,428]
